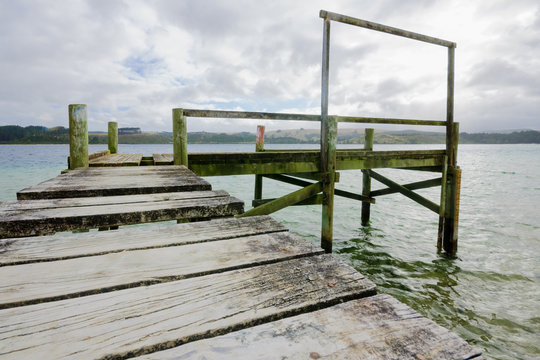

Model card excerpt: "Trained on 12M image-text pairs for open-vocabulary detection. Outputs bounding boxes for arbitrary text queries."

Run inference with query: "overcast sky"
[1,0,538,133]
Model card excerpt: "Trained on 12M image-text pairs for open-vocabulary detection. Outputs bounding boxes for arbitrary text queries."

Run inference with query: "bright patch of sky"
[0,0,538,132]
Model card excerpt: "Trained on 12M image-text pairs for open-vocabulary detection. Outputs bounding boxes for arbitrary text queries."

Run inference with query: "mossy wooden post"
[441,122,460,255]
[108,121,118,154]
[440,44,459,255]
[254,125,265,200]
[173,108,188,166]
[69,104,88,170]
[361,128,374,226]
[320,16,335,253]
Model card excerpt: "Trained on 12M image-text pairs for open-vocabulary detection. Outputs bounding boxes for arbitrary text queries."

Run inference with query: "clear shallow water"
[0,143,538,359]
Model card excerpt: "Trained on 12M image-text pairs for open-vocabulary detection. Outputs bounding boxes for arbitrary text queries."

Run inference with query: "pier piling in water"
[254,125,265,201]
[361,128,374,226]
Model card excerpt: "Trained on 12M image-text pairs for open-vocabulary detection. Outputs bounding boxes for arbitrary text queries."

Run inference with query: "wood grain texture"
[0,255,376,360]
[0,231,322,308]
[89,153,142,166]
[17,165,211,200]
[140,294,482,360]
[0,215,286,266]
[153,153,173,165]
[0,192,244,238]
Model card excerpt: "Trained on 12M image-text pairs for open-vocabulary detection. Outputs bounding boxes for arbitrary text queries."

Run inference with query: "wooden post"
[320,17,335,253]
[173,108,188,166]
[108,121,118,154]
[441,122,460,255]
[254,125,265,201]
[361,129,374,226]
[69,104,88,170]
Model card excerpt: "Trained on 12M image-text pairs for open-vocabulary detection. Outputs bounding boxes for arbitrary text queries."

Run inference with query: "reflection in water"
[336,226,539,360]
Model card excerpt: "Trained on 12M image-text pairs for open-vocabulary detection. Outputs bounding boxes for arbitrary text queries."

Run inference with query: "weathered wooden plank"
[252,194,323,207]
[88,153,142,166]
[140,294,482,360]
[0,193,244,238]
[337,115,447,126]
[320,10,456,48]
[88,149,110,160]
[153,153,173,165]
[0,255,376,360]
[0,231,322,308]
[17,165,211,200]
[183,109,321,121]
[238,181,322,217]
[4,190,230,212]
[0,215,286,266]
[188,150,445,176]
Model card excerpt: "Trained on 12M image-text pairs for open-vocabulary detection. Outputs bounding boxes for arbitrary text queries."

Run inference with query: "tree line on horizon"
[1,125,539,145]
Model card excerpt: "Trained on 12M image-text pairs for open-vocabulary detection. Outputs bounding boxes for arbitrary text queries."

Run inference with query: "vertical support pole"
[320,16,335,253]
[437,156,448,252]
[173,108,188,166]
[440,45,459,255]
[361,128,374,226]
[446,45,456,168]
[254,125,265,201]
[108,121,118,154]
[442,122,460,255]
[69,104,88,170]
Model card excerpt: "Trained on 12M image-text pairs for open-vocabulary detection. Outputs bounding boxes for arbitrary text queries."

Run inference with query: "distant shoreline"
[1,125,539,144]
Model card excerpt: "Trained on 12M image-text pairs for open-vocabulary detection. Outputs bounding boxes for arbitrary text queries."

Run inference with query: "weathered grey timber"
[140,294,483,360]
[320,10,456,48]
[0,215,286,266]
[0,255,375,359]
[0,191,243,238]
[108,121,118,154]
[0,231,321,308]
[68,104,88,169]
[17,165,210,199]
[152,153,173,165]
[89,152,142,166]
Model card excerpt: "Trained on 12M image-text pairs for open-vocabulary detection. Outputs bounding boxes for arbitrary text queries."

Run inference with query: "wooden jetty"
[0,166,480,358]
[65,9,462,257]
[0,10,477,359]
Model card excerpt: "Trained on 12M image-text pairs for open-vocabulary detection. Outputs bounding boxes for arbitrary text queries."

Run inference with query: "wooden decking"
[0,165,482,359]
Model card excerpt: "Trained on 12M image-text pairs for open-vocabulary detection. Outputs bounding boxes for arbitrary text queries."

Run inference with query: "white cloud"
[0,0,538,132]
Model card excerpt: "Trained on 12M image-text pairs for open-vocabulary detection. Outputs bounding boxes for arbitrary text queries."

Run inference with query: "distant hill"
[0,125,539,144]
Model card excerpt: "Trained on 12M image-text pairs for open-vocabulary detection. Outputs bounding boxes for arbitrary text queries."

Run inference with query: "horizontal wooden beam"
[238,181,323,217]
[366,170,440,214]
[337,116,446,126]
[252,194,323,207]
[371,177,442,197]
[188,150,446,176]
[320,10,456,48]
[334,188,375,204]
[183,109,321,122]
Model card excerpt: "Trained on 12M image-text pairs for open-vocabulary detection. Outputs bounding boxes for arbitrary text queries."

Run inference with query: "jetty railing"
[170,107,459,255]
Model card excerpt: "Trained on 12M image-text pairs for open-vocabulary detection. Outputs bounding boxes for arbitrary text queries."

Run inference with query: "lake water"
[0,143,538,360]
